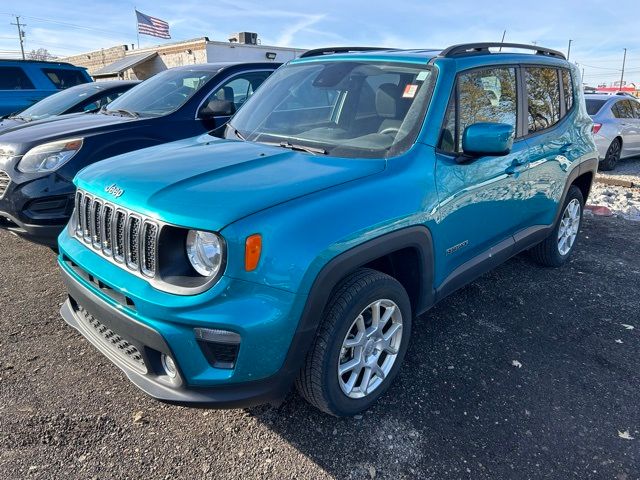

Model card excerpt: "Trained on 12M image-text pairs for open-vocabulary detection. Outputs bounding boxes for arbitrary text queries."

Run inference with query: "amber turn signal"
[245,234,262,271]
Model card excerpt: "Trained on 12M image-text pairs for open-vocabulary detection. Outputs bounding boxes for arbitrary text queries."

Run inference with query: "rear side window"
[585,99,607,116]
[0,67,35,90]
[439,67,517,152]
[42,68,88,89]
[561,69,574,112]
[526,67,561,133]
[612,100,634,119]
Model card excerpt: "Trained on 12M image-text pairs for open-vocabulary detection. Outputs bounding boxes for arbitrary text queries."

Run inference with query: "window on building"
[0,67,35,90]
[526,67,561,133]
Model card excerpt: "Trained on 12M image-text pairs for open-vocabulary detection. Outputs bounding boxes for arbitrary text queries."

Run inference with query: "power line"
[0,12,131,37]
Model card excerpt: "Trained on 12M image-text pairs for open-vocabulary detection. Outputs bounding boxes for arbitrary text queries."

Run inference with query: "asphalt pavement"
[0,216,638,479]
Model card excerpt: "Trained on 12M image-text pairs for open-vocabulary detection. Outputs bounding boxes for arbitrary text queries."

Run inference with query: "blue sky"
[1,0,638,86]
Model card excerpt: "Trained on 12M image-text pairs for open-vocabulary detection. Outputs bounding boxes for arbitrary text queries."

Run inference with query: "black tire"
[296,268,412,416]
[530,185,584,267]
[599,138,622,171]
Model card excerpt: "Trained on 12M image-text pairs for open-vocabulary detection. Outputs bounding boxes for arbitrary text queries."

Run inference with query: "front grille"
[74,190,159,278]
[75,304,147,373]
[0,171,9,198]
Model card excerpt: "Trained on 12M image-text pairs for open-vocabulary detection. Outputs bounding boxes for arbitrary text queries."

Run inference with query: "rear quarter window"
[0,66,35,90]
[42,68,88,89]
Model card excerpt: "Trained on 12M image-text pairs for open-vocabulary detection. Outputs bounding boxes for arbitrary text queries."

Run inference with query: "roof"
[0,59,85,68]
[92,52,158,77]
[584,94,616,101]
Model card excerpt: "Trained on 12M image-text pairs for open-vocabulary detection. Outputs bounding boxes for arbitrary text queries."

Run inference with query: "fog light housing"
[194,328,241,369]
[161,354,177,378]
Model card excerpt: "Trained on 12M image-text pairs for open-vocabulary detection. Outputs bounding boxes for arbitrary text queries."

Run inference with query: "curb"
[595,175,638,188]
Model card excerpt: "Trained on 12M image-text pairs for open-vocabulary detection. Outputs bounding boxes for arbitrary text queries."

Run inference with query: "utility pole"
[499,30,506,51]
[619,48,627,91]
[567,39,572,61]
[10,16,26,60]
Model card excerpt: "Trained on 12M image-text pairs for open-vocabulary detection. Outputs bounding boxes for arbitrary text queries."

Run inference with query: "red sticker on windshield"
[403,84,418,98]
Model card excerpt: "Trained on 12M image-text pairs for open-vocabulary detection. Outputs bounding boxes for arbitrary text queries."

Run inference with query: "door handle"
[559,143,574,154]
[505,158,528,175]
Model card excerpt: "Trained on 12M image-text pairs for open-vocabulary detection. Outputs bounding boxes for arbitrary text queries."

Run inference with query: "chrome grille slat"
[0,171,10,198]
[72,189,160,278]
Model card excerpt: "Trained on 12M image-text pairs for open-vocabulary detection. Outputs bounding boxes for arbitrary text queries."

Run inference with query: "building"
[61,34,306,80]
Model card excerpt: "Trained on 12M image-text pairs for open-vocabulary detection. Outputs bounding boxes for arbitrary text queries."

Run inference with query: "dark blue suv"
[0,60,92,116]
[0,62,279,247]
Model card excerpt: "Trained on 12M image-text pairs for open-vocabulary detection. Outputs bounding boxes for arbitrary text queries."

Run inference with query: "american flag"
[135,10,171,39]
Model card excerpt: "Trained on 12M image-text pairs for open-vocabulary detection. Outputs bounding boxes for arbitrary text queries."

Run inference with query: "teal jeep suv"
[57,43,597,416]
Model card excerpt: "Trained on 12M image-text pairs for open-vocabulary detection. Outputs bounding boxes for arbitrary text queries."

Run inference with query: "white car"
[586,94,640,170]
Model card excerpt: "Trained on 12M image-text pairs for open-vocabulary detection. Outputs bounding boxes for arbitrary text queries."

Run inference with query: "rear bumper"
[57,246,310,408]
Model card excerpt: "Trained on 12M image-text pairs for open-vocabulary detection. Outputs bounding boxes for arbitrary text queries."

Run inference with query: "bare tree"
[27,48,55,61]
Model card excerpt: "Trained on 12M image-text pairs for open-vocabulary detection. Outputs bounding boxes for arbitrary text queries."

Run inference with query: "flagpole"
[135,8,139,48]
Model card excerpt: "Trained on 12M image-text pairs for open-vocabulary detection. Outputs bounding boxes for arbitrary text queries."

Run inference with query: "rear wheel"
[296,268,412,416]
[530,185,584,267]
[599,138,622,171]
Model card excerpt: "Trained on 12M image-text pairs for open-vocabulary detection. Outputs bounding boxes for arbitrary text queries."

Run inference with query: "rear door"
[522,66,582,227]
[620,99,640,152]
[434,66,530,280]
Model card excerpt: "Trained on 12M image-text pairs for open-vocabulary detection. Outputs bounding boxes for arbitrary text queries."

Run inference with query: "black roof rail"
[0,58,81,66]
[440,42,566,60]
[299,47,398,58]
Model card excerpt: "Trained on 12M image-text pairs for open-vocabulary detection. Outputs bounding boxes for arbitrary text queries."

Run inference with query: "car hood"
[77,135,386,231]
[0,112,135,151]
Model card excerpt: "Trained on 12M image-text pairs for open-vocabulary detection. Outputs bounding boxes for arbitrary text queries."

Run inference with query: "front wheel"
[530,185,584,267]
[296,268,412,416]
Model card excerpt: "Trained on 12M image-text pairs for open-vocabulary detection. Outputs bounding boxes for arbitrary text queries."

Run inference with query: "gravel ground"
[0,218,639,479]
[587,156,640,221]
[596,156,640,186]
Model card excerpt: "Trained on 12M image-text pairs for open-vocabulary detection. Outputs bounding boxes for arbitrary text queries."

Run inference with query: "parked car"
[586,94,640,170]
[0,60,92,117]
[0,81,139,134]
[0,62,279,247]
[57,43,597,416]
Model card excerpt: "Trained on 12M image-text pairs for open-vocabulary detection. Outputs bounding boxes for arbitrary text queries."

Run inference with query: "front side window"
[0,67,35,90]
[227,61,435,158]
[106,69,218,117]
[199,71,272,117]
[631,100,640,119]
[526,67,561,133]
[42,68,88,89]
[439,67,517,152]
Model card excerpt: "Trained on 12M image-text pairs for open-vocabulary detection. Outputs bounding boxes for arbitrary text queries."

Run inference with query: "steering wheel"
[379,127,401,136]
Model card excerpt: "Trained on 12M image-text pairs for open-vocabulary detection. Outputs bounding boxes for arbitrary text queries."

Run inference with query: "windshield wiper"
[278,141,327,155]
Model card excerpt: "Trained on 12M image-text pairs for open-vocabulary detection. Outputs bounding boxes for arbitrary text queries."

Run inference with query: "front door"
[434,66,529,286]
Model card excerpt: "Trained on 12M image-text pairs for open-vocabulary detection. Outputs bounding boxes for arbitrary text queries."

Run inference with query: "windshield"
[585,99,607,116]
[227,61,435,158]
[105,69,218,117]
[14,84,101,121]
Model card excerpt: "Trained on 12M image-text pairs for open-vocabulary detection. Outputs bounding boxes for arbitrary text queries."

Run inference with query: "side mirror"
[459,122,515,162]
[200,99,236,119]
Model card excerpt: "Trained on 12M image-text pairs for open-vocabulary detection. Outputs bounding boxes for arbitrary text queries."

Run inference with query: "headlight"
[186,230,224,277]
[17,138,83,173]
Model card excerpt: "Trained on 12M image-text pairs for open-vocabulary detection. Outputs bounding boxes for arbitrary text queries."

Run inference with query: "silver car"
[585,94,640,170]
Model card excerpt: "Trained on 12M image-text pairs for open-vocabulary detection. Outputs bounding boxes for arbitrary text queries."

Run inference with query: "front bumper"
[0,171,74,246]
[57,236,311,408]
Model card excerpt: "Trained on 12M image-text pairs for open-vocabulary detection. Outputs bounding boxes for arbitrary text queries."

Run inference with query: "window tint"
[439,67,517,152]
[562,69,574,112]
[201,71,272,115]
[585,99,607,116]
[42,68,88,89]
[0,67,35,90]
[631,100,640,119]
[76,91,126,113]
[526,67,561,133]
[612,100,634,119]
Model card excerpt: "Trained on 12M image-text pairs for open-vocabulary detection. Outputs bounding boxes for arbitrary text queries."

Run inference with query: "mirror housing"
[200,99,236,119]
[460,122,515,160]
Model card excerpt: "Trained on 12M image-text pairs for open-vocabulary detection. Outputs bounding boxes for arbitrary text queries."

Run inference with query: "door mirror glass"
[461,122,515,158]
[200,99,236,119]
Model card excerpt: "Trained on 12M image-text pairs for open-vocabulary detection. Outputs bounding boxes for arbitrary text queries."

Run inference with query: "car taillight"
[592,123,602,134]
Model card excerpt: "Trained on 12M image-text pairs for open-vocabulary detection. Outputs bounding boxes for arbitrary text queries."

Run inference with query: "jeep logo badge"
[105,184,124,198]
